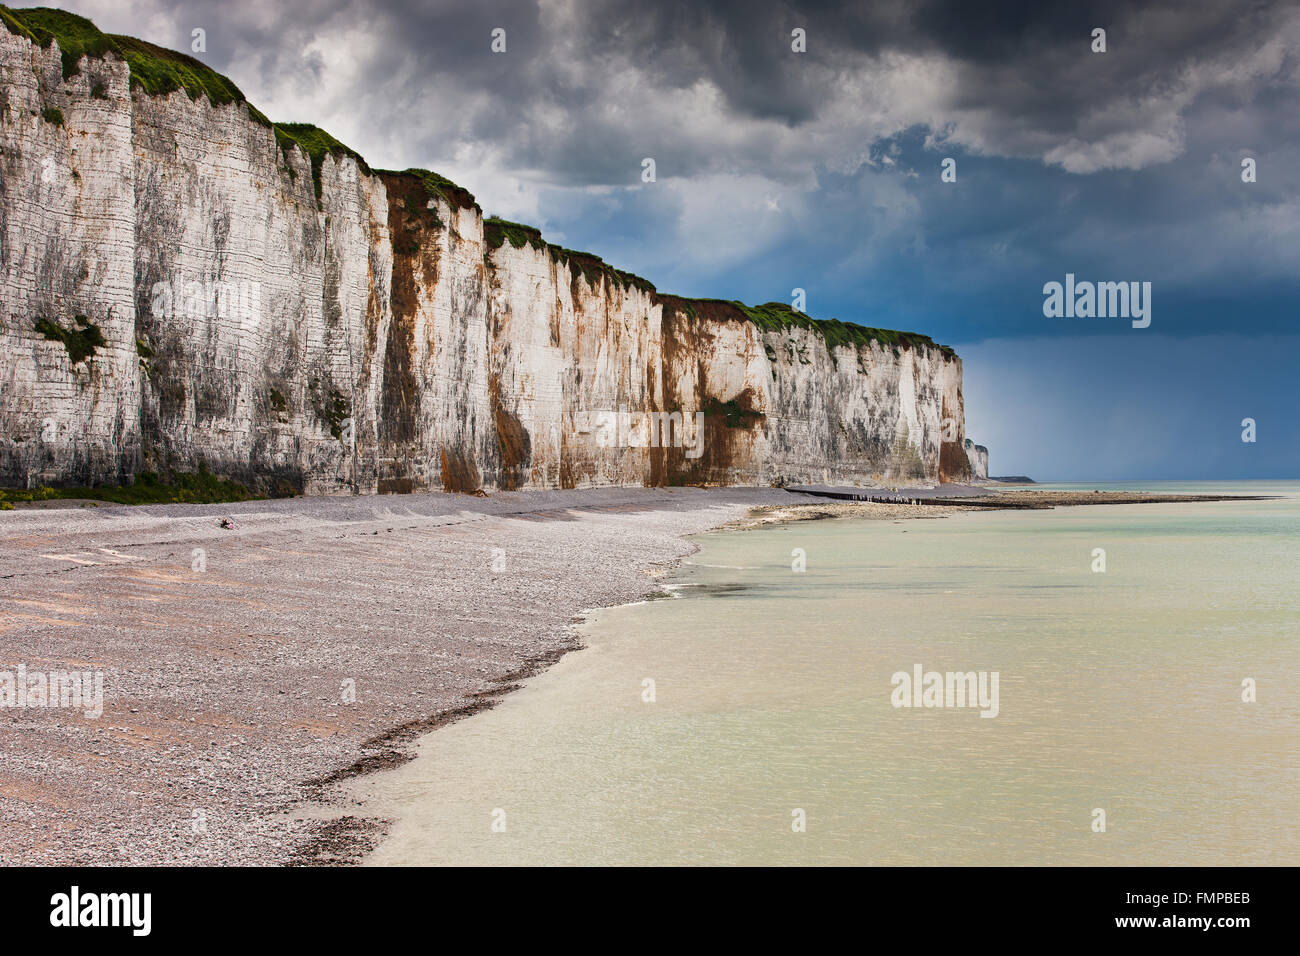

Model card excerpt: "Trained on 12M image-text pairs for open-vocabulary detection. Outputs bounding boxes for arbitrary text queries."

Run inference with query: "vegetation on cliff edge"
[657,296,956,358]
[1,7,272,125]
[274,123,369,199]
[483,217,657,295]
[0,5,383,200]
[378,167,480,215]
[483,216,545,252]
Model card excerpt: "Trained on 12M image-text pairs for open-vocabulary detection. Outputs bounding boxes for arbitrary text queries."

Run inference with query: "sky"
[49,0,1300,479]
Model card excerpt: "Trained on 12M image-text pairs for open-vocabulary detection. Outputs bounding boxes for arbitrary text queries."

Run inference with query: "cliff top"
[378,168,481,214]
[477,220,954,356]
[482,217,656,295]
[656,297,957,358]
[275,124,369,198]
[2,4,956,359]
[1,7,272,123]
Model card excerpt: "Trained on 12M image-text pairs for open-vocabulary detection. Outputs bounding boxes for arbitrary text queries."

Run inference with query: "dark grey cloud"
[61,0,1300,185]
[53,0,1300,297]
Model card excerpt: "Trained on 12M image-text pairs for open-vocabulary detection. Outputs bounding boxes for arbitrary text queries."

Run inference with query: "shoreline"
[0,485,1264,865]
[0,486,813,865]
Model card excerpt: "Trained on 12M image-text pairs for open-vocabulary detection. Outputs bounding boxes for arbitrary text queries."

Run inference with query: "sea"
[356,480,1300,865]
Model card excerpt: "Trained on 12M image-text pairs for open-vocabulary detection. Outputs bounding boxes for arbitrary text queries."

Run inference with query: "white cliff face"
[374,178,492,494]
[0,30,138,486]
[965,438,990,480]
[131,87,390,496]
[756,324,968,485]
[483,238,665,489]
[0,27,976,494]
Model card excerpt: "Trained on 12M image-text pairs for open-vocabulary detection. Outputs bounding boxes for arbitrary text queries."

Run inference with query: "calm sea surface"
[358,480,1300,865]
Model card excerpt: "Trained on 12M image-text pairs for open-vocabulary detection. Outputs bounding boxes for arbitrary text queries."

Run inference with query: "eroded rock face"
[1,29,977,494]
[964,438,990,480]
[0,29,138,487]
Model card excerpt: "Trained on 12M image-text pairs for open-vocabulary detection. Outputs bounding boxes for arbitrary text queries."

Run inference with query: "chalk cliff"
[964,439,989,481]
[0,8,981,495]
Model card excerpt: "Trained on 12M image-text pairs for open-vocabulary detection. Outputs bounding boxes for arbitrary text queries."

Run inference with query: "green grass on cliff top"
[483,216,545,252]
[1,5,954,356]
[1,7,272,124]
[274,123,371,198]
[0,6,396,201]
[739,300,955,356]
[476,219,950,352]
[377,168,481,214]
[483,217,656,295]
[0,7,466,208]
[657,297,957,357]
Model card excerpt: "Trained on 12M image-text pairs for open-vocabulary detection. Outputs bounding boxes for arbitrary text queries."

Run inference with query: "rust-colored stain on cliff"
[487,374,531,491]
[439,447,482,494]
[938,393,971,483]
[377,172,436,493]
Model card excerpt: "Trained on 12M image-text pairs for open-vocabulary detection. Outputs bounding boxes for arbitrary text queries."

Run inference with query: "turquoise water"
[357,482,1300,865]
